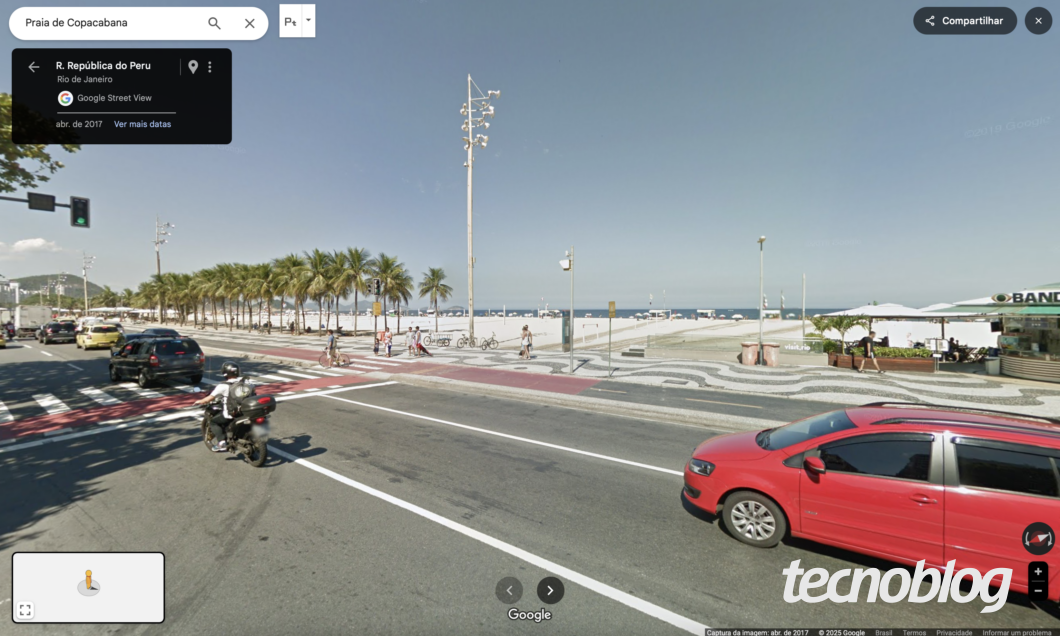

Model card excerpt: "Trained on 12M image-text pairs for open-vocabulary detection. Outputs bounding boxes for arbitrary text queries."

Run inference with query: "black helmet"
[221,361,241,378]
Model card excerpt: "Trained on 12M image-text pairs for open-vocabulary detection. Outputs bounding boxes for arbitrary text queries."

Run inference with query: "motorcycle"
[198,392,277,467]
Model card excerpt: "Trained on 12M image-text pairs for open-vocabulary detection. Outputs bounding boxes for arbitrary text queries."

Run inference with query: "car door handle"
[910,494,937,504]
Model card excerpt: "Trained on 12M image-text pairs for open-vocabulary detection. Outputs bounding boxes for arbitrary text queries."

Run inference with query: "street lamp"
[82,252,96,314]
[757,236,766,365]
[560,247,573,374]
[462,75,499,345]
[155,216,175,323]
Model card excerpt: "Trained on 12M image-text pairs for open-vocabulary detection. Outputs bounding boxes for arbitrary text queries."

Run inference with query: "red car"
[683,402,1060,601]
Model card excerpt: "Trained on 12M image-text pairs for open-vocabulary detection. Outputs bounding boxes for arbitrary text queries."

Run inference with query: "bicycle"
[318,347,351,368]
[481,332,500,350]
[455,335,478,349]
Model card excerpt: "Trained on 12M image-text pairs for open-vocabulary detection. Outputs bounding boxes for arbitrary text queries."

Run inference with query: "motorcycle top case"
[240,394,276,418]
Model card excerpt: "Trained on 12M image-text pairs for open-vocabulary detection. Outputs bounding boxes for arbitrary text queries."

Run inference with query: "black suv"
[110,337,205,387]
[39,321,77,344]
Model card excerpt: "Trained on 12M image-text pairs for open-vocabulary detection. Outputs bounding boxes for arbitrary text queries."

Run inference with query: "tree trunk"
[354,290,359,334]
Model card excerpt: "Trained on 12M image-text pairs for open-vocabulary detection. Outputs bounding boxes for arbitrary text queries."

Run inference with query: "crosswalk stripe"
[0,400,11,424]
[358,357,400,367]
[305,368,342,377]
[346,363,382,371]
[32,393,71,415]
[79,387,122,406]
[117,382,165,399]
[259,374,293,382]
[274,370,319,380]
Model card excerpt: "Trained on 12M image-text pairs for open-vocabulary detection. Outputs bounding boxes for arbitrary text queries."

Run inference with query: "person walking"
[384,327,393,357]
[520,326,529,359]
[325,329,338,367]
[525,325,533,359]
[858,330,883,374]
[406,327,414,357]
[415,326,432,357]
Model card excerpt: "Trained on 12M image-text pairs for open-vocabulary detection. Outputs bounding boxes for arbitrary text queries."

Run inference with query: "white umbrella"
[826,303,928,318]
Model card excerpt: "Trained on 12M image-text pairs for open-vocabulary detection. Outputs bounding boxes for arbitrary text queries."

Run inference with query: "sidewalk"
[146,322,1060,418]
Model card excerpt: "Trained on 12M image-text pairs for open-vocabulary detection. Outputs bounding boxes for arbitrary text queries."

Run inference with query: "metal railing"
[644,335,828,355]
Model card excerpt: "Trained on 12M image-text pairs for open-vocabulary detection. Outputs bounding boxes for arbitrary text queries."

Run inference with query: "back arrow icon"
[28,61,39,73]
[506,586,513,596]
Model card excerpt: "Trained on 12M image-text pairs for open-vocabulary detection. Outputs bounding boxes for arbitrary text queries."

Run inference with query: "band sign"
[372,302,381,316]
[27,192,55,211]
[608,301,616,319]
[993,292,1060,304]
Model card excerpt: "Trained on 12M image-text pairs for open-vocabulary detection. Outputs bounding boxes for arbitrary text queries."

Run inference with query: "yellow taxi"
[0,332,6,348]
[77,323,123,350]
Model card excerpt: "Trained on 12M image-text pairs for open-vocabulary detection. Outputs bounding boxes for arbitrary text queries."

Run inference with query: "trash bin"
[561,310,572,353]
[985,356,1000,376]
[741,342,759,366]
[762,343,780,367]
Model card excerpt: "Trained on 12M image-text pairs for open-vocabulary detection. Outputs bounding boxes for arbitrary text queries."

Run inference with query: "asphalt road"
[2,340,1058,634]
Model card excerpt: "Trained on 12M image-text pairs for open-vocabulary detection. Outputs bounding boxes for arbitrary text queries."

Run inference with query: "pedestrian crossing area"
[0,359,395,425]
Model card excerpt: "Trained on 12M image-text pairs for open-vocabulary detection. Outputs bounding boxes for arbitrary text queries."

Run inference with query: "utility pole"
[82,252,96,314]
[801,273,806,339]
[462,75,499,346]
[154,216,174,324]
[757,236,766,365]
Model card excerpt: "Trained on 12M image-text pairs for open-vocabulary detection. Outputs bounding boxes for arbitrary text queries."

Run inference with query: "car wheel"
[722,491,787,548]
[138,370,151,388]
[109,365,121,382]
[189,374,203,384]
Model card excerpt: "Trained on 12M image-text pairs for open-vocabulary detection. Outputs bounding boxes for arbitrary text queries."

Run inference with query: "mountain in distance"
[9,274,106,297]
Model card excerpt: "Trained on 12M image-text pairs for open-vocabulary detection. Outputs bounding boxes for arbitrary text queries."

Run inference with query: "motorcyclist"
[193,361,247,452]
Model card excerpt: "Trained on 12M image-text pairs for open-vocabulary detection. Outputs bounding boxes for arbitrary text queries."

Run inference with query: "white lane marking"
[303,388,321,392]
[278,391,296,395]
[259,374,294,382]
[274,369,319,380]
[358,357,400,367]
[346,364,382,371]
[23,345,33,349]
[117,382,164,399]
[0,401,11,424]
[68,364,84,371]
[305,368,342,377]
[328,385,342,388]
[271,447,708,635]
[40,351,53,357]
[32,394,71,415]
[0,382,399,455]
[79,387,122,406]
[319,395,683,477]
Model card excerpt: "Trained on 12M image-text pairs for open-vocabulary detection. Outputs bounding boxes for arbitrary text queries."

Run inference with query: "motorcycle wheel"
[245,439,268,467]
[201,418,216,451]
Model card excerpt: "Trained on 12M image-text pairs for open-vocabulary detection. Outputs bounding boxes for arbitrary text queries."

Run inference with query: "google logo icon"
[58,91,74,106]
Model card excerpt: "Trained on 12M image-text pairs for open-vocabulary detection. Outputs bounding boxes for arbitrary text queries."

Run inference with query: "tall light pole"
[757,236,766,365]
[57,272,67,313]
[461,75,499,345]
[154,216,175,323]
[82,252,96,314]
[560,247,573,374]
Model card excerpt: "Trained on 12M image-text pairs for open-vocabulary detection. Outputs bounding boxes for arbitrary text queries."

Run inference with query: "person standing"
[525,326,533,359]
[406,327,414,357]
[858,330,883,374]
[384,327,393,357]
[325,329,337,367]
[520,326,529,359]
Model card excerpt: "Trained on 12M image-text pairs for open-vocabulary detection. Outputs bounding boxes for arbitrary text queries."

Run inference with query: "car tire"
[190,374,203,384]
[722,491,787,548]
[109,365,121,382]
[138,370,151,389]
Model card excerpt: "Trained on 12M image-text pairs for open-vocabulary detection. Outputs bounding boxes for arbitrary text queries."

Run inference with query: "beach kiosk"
[928,284,1060,383]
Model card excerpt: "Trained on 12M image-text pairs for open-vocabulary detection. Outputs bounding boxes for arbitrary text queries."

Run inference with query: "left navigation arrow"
[28,61,39,72]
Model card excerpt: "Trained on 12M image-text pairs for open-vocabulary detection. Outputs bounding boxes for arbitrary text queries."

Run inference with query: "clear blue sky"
[2,1,1058,309]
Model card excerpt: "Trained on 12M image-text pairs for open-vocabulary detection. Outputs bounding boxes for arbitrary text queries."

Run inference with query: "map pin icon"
[188,60,198,74]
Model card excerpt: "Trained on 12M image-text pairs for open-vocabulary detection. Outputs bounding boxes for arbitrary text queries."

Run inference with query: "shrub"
[850,347,932,359]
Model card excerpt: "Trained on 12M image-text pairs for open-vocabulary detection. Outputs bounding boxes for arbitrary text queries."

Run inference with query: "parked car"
[76,324,123,350]
[110,337,204,387]
[110,332,154,356]
[683,402,1060,602]
[140,327,180,337]
[38,321,77,344]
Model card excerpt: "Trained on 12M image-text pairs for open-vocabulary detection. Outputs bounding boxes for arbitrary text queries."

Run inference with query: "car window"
[92,325,118,333]
[154,340,202,355]
[819,435,932,481]
[57,323,75,332]
[757,410,857,450]
[955,440,1059,498]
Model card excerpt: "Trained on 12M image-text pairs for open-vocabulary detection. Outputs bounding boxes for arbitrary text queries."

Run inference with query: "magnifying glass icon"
[208,17,220,29]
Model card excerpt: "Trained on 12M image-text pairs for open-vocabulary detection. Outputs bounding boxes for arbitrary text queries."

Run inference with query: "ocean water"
[456,308,844,319]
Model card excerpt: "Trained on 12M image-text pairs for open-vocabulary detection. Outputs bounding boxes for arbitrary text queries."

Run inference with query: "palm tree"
[271,254,305,333]
[92,285,119,308]
[370,253,403,330]
[830,315,869,353]
[339,247,371,334]
[387,270,413,333]
[303,249,334,334]
[418,267,452,334]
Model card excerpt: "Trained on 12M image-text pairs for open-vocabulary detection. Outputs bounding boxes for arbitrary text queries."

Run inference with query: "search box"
[10,7,269,40]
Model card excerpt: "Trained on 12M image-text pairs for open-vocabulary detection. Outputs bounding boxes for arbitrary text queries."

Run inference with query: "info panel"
[11,48,231,144]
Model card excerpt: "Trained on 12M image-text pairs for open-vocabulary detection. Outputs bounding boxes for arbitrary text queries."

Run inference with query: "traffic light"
[70,197,90,228]
[371,278,382,295]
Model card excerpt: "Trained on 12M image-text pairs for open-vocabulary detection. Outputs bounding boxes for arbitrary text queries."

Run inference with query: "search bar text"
[10,7,269,41]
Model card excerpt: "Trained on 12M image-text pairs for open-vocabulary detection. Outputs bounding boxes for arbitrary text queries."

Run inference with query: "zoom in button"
[915,7,1018,34]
